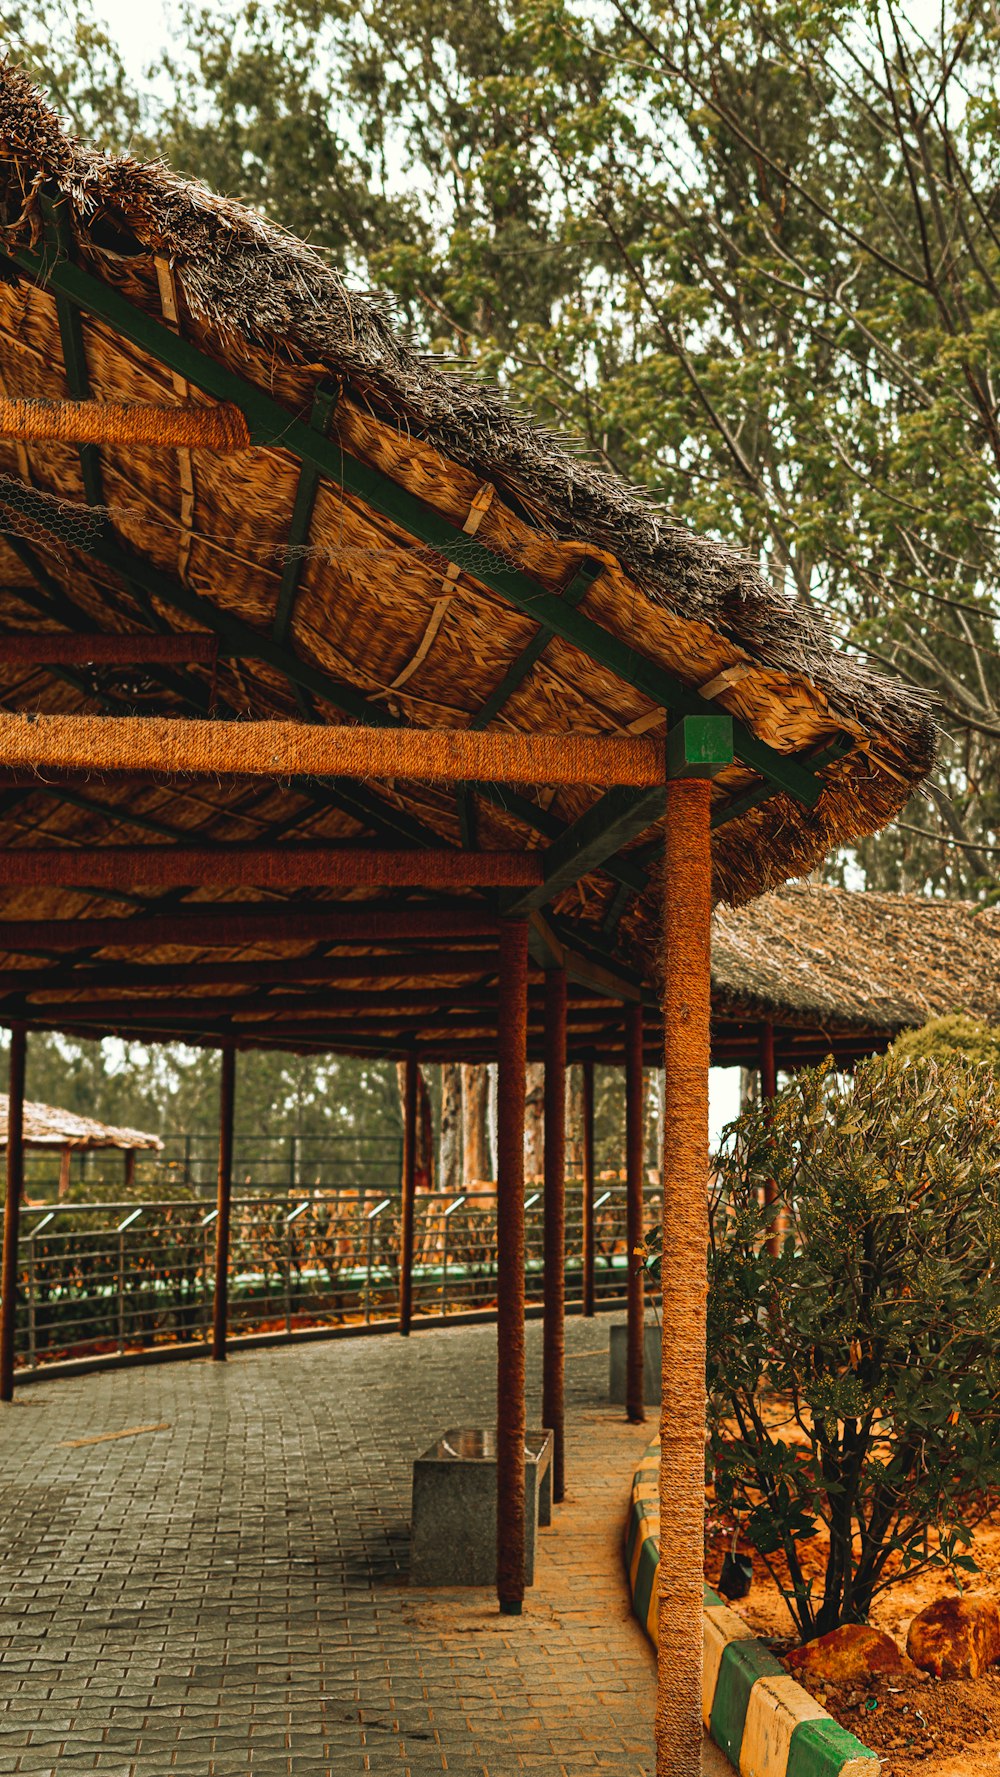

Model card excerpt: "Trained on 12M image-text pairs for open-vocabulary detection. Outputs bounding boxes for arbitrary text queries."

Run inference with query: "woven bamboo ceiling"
[0,66,936,1063]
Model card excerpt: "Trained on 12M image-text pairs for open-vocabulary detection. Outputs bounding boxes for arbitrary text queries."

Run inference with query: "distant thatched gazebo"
[711,884,1000,1076]
[0,1095,162,1196]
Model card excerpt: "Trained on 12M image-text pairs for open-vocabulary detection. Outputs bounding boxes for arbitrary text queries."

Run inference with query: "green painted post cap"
[666,713,735,778]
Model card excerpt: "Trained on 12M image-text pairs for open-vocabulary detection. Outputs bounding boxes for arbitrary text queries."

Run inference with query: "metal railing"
[22,1132,405,1198]
[7,1180,660,1371]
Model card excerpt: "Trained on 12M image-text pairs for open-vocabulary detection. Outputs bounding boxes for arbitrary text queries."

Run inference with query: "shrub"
[706,1051,1000,1641]
[890,1012,1000,1071]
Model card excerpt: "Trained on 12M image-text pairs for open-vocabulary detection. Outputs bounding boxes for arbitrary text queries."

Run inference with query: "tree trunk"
[397,1061,435,1191]
[439,1063,462,1193]
[461,1063,490,1185]
[565,1064,584,1177]
[524,1061,545,1182]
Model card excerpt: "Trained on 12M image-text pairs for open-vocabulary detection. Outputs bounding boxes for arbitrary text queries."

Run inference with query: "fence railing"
[22,1132,407,1198]
[8,1181,660,1371]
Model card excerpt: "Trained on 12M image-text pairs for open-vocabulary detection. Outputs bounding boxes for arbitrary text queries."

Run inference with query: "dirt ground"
[705,1509,1000,1776]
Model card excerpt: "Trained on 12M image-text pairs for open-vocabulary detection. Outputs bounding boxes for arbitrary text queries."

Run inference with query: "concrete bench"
[410,1426,552,1587]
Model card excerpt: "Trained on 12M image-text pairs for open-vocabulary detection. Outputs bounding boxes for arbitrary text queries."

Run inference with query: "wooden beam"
[0,632,218,668]
[0,846,544,891]
[0,949,510,995]
[0,713,662,788]
[8,987,613,1022]
[0,904,501,953]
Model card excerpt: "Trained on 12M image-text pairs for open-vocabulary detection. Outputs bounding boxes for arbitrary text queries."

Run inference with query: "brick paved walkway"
[0,1318,730,1775]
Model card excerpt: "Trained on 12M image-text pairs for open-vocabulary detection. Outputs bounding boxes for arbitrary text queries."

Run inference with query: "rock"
[786,1624,908,1685]
[906,1593,1000,1679]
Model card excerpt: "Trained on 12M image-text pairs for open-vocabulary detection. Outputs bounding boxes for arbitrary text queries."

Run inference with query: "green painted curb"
[625,1436,880,1777]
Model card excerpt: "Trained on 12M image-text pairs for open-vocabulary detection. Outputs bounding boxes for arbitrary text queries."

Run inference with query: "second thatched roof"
[0,1095,162,1150]
[712,884,1000,1035]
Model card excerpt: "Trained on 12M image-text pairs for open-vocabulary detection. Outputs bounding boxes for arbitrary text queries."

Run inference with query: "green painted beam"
[500,786,655,918]
[273,384,339,647]
[6,236,824,807]
[469,558,603,731]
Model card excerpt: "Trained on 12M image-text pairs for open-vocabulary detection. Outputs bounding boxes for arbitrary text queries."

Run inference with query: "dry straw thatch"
[0,1094,161,1151]
[713,883,1000,1036]
[0,65,941,1053]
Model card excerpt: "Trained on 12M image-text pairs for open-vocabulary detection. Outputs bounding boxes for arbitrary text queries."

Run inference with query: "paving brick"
[0,1319,724,1774]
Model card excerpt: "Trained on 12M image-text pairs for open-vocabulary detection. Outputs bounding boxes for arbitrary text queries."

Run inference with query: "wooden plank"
[0,846,544,890]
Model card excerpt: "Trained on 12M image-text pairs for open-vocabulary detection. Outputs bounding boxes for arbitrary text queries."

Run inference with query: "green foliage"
[707,1051,1000,1640]
[891,1013,1000,1072]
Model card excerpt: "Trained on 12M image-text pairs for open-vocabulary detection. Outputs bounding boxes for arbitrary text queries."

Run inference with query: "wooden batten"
[0,713,664,788]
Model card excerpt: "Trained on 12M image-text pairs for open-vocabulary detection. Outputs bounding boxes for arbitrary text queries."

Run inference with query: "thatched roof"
[711,885,1000,1064]
[0,65,937,1059]
[0,1094,161,1150]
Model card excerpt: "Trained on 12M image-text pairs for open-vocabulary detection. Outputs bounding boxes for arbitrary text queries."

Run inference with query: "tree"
[707,1051,1000,1640]
[439,1061,463,1192]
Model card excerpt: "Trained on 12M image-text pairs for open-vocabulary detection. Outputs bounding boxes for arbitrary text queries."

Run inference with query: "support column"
[658,772,713,1777]
[399,1050,417,1335]
[0,1023,26,1402]
[581,1058,595,1318]
[496,917,528,1615]
[211,1042,236,1363]
[123,1148,136,1193]
[542,967,567,1503]
[625,1000,646,1425]
[759,1019,781,1258]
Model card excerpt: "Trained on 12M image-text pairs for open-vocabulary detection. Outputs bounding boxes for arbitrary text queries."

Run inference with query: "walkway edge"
[625,1436,880,1777]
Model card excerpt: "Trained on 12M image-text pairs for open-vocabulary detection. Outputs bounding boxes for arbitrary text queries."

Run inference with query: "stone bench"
[410,1426,553,1588]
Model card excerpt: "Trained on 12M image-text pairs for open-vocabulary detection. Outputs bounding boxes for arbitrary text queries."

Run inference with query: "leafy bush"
[706,1051,1000,1641]
[891,1013,1000,1071]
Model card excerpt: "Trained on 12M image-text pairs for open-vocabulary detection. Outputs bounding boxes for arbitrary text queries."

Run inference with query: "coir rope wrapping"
[0,398,250,451]
[0,714,663,789]
[656,776,712,1777]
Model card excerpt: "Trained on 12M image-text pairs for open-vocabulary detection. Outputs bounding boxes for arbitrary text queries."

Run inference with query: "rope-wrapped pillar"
[625,1001,646,1425]
[581,1058,595,1318]
[0,1023,26,1403]
[542,967,567,1503]
[496,917,528,1614]
[657,773,713,1777]
[211,1042,236,1363]
[399,1051,417,1335]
